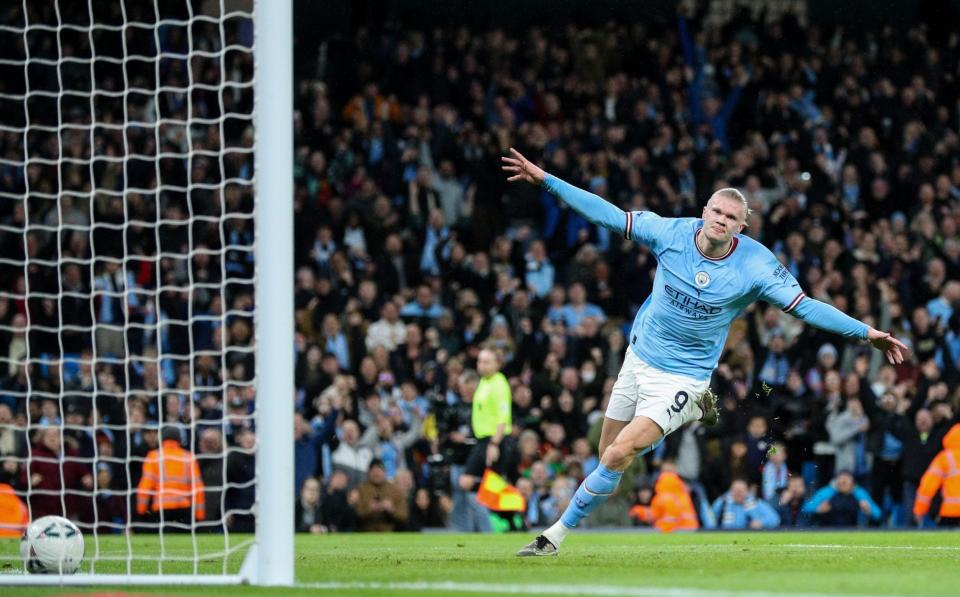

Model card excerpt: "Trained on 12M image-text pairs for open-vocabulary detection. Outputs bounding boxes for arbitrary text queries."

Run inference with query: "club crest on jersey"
[694,271,711,288]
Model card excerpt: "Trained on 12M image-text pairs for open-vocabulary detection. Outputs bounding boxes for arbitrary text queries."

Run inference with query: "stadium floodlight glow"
[0,0,293,586]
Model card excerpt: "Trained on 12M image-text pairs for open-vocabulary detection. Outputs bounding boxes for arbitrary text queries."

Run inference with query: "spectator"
[802,471,882,527]
[826,398,870,482]
[913,423,960,527]
[94,463,127,535]
[331,419,374,488]
[225,429,256,533]
[761,443,789,502]
[197,429,225,530]
[712,479,780,530]
[295,477,327,534]
[889,409,946,526]
[0,403,25,485]
[777,476,810,528]
[322,470,358,532]
[554,282,606,329]
[400,285,444,324]
[365,301,407,352]
[744,416,771,486]
[356,459,409,532]
[359,412,422,481]
[294,412,327,495]
[407,488,450,531]
[24,427,93,523]
[524,240,555,299]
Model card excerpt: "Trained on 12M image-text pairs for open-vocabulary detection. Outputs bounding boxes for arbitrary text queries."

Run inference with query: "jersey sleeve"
[754,248,868,339]
[753,251,805,313]
[626,211,669,253]
[542,174,671,252]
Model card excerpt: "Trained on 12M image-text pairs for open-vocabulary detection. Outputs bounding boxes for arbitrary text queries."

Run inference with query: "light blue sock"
[559,463,623,529]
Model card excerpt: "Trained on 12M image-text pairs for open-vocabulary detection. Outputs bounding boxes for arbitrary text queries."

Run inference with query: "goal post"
[0,0,293,586]
[251,0,294,586]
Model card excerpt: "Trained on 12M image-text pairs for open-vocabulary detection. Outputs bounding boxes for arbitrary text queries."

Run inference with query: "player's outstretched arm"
[757,258,908,366]
[502,147,631,237]
[787,296,909,365]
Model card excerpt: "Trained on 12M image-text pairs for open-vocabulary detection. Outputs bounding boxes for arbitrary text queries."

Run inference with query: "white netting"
[0,0,256,575]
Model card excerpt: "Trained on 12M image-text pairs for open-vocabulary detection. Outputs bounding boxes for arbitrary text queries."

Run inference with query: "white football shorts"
[605,348,710,436]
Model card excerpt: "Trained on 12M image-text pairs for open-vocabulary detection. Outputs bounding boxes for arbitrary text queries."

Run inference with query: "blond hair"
[711,187,752,220]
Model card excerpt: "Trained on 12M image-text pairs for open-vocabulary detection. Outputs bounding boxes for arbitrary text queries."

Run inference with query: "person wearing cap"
[136,426,206,532]
[355,459,408,532]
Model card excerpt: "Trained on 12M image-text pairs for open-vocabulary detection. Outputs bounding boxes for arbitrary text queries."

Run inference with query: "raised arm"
[790,298,908,365]
[502,147,643,242]
[754,253,908,365]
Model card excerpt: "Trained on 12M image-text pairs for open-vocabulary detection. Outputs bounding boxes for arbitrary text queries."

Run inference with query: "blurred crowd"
[2,1,960,534]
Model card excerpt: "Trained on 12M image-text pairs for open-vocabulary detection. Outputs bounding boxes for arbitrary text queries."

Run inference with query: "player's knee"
[600,441,633,469]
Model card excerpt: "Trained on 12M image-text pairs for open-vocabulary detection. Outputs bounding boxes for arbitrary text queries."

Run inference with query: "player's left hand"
[866,328,909,364]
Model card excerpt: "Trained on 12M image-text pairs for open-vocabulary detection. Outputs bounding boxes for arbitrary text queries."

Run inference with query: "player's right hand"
[501,147,545,185]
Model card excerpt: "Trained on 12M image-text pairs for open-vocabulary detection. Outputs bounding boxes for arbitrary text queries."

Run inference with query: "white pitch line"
[303,581,893,597]
[781,543,960,551]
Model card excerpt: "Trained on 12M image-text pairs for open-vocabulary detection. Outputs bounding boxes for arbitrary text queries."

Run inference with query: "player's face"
[701,195,746,243]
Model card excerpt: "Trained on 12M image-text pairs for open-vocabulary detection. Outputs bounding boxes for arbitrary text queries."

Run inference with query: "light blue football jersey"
[626,212,805,380]
[539,173,867,381]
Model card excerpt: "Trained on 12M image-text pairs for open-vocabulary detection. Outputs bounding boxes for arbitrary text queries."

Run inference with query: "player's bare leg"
[599,415,663,470]
[518,416,663,557]
[597,417,629,459]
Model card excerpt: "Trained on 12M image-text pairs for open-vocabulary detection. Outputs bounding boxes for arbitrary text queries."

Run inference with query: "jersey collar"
[695,228,739,261]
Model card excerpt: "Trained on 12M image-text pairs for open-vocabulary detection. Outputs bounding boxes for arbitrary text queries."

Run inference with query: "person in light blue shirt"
[556,282,606,330]
[711,479,781,530]
[502,147,910,557]
[801,471,882,527]
[524,240,555,299]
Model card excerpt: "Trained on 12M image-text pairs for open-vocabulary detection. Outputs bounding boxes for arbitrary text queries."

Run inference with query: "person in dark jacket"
[322,469,358,532]
[888,408,946,526]
[225,429,256,532]
[295,477,327,533]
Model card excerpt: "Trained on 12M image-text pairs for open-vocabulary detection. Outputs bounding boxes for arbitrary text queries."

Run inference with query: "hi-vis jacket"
[914,423,960,519]
[136,439,206,520]
[629,471,699,533]
[0,483,28,537]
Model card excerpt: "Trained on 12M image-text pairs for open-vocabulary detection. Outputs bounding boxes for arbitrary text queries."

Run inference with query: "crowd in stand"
[3,1,960,533]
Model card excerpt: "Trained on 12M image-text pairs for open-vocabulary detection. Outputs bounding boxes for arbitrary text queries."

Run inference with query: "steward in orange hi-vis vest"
[136,427,206,531]
[0,483,28,537]
[914,423,960,526]
[629,471,699,533]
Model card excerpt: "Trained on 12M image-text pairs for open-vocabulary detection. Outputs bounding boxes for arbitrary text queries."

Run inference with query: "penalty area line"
[302,581,891,597]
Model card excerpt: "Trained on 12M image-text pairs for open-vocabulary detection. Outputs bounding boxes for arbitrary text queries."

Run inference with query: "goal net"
[0,0,292,585]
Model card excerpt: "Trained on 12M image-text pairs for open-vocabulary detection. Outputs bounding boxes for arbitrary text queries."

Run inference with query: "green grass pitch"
[2,531,958,596]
